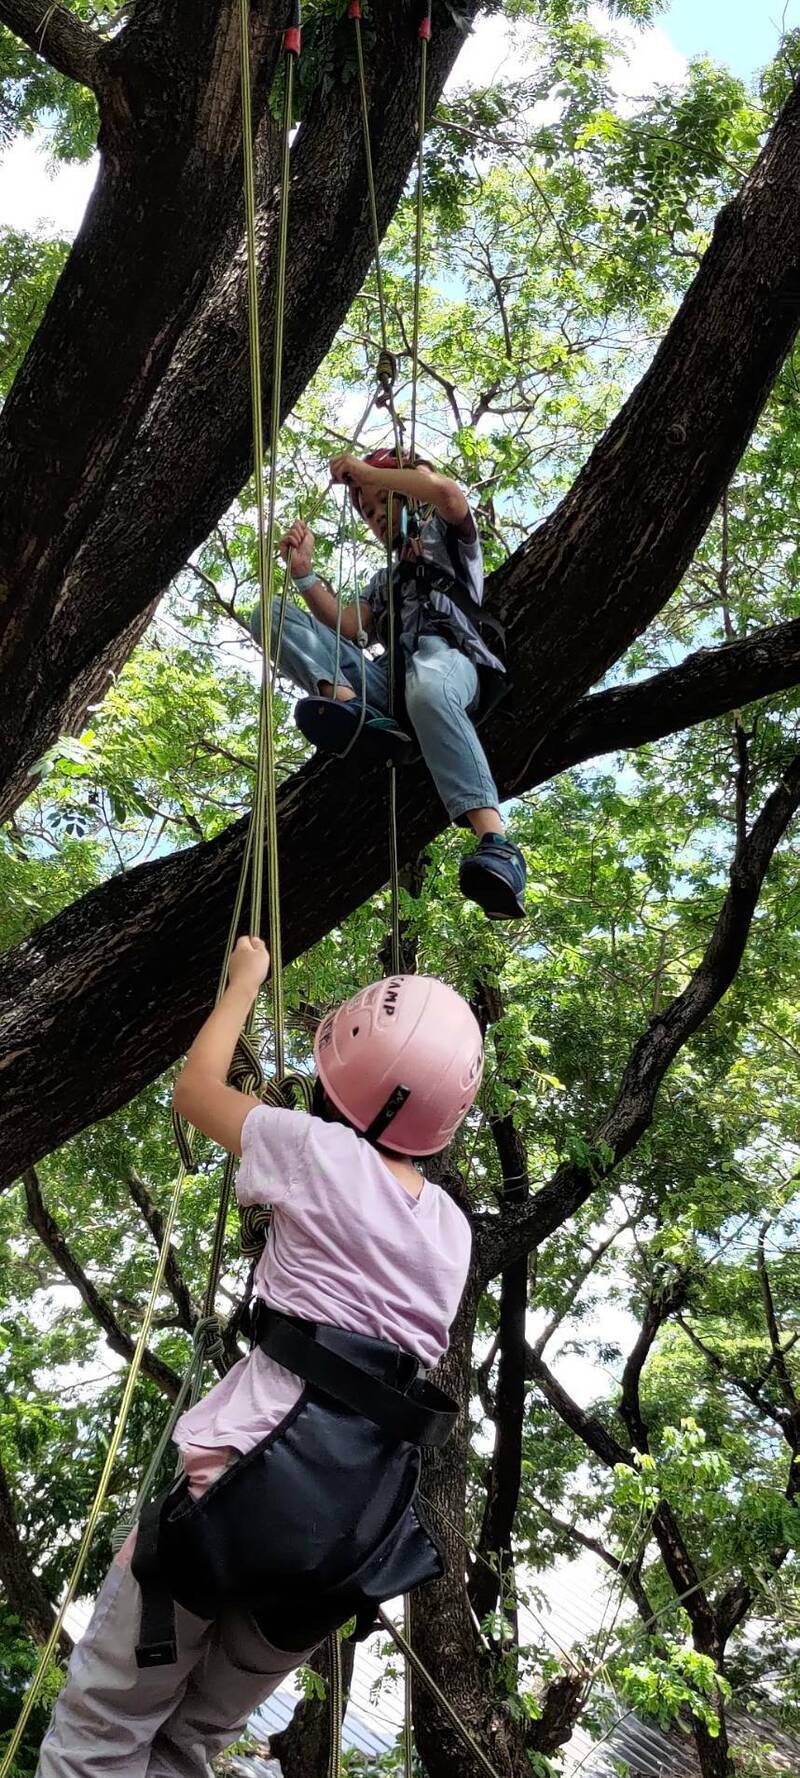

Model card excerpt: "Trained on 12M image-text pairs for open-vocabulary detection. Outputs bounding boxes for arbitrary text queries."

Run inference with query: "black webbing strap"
[257,1309,457,1449]
[131,1491,178,1668]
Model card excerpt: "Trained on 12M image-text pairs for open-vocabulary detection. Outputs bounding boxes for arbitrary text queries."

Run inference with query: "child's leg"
[404,635,526,918]
[146,1611,316,1778]
[403,635,499,822]
[251,598,388,709]
[35,1558,214,1778]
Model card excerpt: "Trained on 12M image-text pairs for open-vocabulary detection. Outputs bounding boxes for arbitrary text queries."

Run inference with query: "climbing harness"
[132,1306,456,1667]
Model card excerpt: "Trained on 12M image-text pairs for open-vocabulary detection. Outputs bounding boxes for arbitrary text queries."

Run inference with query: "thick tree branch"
[0,0,99,87]
[3,625,800,1189]
[522,617,800,791]
[22,1167,182,1400]
[473,752,800,1281]
[525,1345,630,1471]
[619,1277,689,1452]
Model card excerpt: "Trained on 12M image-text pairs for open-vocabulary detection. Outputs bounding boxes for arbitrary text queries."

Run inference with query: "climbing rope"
[327,1630,344,1778]
[378,1608,503,1778]
[402,1592,414,1776]
[0,15,300,1772]
[410,0,431,463]
[242,0,301,1073]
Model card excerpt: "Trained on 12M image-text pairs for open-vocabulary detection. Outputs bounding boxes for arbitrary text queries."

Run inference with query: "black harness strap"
[132,1496,178,1668]
[255,1308,457,1450]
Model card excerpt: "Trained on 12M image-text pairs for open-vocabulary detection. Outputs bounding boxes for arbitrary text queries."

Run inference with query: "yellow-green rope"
[0,19,299,1769]
[240,0,296,1073]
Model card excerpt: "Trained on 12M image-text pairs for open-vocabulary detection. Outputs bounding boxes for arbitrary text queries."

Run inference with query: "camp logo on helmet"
[382,979,402,1017]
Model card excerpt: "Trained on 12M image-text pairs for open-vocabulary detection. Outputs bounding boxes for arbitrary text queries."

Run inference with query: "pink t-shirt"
[174,1106,472,1457]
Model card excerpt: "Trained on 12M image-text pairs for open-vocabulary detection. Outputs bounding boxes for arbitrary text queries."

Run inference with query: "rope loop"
[239,1202,274,1258]
[229,1031,265,1096]
[193,1313,226,1366]
[376,347,397,388]
[171,1108,194,1171]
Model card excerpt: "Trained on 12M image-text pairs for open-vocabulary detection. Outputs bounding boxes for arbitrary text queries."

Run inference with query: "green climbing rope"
[0,16,300,1771]
[241,0,299,1074]
[409,0,431,463]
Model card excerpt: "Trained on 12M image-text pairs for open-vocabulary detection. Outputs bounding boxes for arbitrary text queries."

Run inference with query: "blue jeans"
[255,599,499,823]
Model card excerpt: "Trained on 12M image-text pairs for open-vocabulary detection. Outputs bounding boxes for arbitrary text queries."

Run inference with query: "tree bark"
[0,0,480,817]
[0,0,99,86]
[412,1279,526,1778]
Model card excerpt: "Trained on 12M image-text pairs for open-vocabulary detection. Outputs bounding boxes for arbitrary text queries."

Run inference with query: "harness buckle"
[135,1637,177,1669]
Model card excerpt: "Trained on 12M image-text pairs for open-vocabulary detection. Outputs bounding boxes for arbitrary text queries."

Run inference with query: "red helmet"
[314,975,484,1156]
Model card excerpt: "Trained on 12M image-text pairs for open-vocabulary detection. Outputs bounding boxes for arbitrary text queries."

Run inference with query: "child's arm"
[172,937,269,1155]
[330,455,472,534]
[279,520,371,639]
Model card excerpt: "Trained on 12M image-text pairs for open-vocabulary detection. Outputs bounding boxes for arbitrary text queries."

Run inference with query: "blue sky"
[660,0,799,80]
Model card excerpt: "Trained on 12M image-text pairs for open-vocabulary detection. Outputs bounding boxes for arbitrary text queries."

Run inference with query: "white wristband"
[292,571,318,592]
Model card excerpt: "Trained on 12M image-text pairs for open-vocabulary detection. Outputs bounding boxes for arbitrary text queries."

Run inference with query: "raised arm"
[172,936,268,1154]
[330,454,470,530]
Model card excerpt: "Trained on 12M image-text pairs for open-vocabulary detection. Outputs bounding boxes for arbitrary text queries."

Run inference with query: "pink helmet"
[314,975,484,1156]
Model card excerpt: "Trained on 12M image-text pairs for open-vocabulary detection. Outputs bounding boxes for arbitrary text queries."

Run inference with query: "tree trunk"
[412,1277,527,1778]
[0,0,479,818]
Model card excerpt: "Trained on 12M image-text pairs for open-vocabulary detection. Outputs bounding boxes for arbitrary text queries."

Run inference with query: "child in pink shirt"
[37,941,483,1778]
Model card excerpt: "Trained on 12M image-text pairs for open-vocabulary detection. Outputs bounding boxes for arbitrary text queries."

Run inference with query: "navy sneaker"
[295,695,413,763]
[459,834,526,920]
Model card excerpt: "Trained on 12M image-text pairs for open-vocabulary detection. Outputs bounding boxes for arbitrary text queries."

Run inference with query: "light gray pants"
[36,1557,313,1777]
[255,598,500,822]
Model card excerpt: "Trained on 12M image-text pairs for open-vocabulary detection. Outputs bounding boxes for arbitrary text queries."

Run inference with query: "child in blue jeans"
[252,451,526,921]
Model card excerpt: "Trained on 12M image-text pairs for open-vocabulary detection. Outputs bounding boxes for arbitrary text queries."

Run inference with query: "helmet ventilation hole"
[352,1025,360,1036]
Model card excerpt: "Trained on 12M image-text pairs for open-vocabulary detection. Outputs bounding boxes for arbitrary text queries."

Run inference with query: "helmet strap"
[365,1084,412,1144]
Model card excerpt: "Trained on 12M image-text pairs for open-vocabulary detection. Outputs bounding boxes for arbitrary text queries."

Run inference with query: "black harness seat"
[132,1304,457,1667]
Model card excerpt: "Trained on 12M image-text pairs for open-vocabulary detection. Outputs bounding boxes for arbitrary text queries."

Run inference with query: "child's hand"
[329,453,367,489]
[229,936,271,996]
[279,520,314,577]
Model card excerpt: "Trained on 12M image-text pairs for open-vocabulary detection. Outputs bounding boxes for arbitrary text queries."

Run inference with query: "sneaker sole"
[459,858,526,920]
[295,697,413,764]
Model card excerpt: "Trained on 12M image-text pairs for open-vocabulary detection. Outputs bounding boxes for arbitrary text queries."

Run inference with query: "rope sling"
[0,8,506,1778]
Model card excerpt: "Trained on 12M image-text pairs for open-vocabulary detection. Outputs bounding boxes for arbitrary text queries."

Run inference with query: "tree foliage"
[1,4,800,1777]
